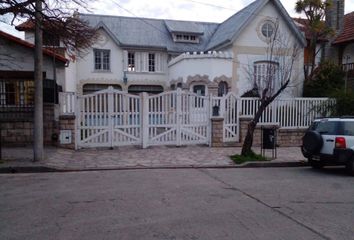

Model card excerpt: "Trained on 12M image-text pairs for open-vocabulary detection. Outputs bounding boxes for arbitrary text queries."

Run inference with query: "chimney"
[324,0,345,62]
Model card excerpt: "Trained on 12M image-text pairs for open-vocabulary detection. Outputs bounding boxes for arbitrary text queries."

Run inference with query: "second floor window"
[94,49,110,71]
[128,52,135,71]
[254,61,279,95]
[149,53,155,72]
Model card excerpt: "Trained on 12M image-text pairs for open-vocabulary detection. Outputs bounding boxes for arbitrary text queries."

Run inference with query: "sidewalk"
[0,145,307,172]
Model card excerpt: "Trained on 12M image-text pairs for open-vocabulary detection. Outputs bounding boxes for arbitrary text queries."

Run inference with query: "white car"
[301,117,354,175]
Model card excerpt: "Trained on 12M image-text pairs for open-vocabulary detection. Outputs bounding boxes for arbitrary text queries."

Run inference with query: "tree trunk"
[33,0,43,162]
[241,121,256,155]
[241,101,268,156]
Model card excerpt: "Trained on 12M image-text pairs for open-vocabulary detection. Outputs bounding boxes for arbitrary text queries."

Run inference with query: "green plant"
[303,61,345,97]
[230,150,268,164]
[330,90,354,116]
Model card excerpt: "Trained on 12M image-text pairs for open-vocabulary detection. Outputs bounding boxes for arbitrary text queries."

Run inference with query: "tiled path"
[1,145,306,170]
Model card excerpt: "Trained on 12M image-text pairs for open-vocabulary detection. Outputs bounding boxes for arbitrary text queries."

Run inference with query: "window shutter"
[142,52,148,72]
[156,53,161,72]
[123,50,128,71]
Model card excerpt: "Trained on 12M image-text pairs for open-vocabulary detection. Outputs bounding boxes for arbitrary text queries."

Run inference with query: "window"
[148,53,155,72]
[193,85,206,96]
[128,85,163,94]
[218,82,228,97]
[254,61,278,94]
[94,49,110,71]
[261,21,274,38]
[173,34,198,43]
[83,84,121,95]
[128,52,135,71]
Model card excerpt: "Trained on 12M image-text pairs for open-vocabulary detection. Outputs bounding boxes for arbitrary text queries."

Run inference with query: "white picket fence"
[238,97,335,129]
[59,90,334,147]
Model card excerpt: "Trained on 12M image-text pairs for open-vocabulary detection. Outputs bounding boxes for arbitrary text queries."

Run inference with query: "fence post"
[176,88,182,146]
[107,87,114,149]
[74,94,80,150]
[141,92,149,149]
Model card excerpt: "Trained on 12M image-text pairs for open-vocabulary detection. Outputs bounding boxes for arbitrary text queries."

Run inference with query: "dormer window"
[173,33,199,43]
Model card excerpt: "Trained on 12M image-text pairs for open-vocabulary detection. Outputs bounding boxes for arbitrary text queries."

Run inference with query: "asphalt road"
[1,167,353,240]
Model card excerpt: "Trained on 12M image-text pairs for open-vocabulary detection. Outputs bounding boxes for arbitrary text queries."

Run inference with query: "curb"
[0,161,308,173]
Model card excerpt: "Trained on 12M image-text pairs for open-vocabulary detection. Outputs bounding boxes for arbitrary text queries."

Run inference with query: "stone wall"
[212,116,306,147]
[58,115,76,149]
[1,104,57,146]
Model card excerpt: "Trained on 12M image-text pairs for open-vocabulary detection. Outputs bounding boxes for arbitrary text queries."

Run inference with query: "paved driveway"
[1,167,353,240]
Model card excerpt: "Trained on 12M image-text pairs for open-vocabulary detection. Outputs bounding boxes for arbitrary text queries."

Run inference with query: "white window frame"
[128,52,135,72]
[94,49,110,71]
[253,61,279,95]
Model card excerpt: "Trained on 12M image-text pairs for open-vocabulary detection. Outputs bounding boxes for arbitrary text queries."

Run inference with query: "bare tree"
[1,0,98,161]
[241,21,301,156]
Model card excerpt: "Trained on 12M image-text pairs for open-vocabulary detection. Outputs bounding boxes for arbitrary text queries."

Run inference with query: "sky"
[1,0,354,38]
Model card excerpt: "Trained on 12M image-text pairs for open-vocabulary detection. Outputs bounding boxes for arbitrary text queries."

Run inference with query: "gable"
[236,2,298,47]
[206,0,306,50]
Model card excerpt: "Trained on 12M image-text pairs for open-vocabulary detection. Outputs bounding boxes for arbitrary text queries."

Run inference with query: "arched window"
[218,81,228,96]
[176,82,182,89]
[253,61,279,95]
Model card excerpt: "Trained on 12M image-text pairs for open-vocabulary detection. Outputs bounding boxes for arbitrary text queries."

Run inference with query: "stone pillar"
[211,117,224,147]
[58,115,76,149]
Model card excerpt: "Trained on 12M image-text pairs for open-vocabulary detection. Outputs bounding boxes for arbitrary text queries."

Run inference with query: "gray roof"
[165,20,204,35]
[80,0,306,53]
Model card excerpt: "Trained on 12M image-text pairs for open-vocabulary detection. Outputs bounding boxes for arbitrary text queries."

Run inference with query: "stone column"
[58,115,76,149]
[211,117,224,147]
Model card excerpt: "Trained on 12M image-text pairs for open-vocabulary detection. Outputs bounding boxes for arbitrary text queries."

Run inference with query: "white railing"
[59,92,76,115]
[238,97,335,129]
[59,90,335,130]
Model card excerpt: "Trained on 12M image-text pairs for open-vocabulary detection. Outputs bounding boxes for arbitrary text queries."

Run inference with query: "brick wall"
[1,104,57,146]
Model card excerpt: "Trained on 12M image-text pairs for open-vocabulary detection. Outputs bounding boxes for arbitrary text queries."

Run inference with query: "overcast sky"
[1,0,354,38]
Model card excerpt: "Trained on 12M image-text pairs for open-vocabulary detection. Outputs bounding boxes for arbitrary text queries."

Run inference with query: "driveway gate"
[77,88,210,148]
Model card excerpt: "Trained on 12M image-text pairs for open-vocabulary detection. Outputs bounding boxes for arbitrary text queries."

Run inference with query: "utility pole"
[34,0,43,162]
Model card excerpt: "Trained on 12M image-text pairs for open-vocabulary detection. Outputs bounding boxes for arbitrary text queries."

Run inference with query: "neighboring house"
[293,0,353,91]
[16,0,306,98]
[293,18,327,75]
[332,11,354,90]
[0,30,67,145]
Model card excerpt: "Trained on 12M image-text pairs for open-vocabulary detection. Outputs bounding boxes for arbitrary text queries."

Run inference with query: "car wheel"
[308,158,323,169]
[345,158,354,176]
[302,131,323,155]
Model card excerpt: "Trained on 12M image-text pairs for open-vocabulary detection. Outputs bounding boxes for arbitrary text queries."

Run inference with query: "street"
[1,167,353,240]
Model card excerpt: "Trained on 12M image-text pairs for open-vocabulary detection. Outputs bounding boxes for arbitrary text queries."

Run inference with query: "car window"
[312,121,338,135]
[342,122,354,136]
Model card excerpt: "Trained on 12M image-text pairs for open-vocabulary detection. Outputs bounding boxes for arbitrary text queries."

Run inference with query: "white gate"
[221,93,240,142]
[77,88,210,149]
[146,89,210,146]
[78,87,141,148]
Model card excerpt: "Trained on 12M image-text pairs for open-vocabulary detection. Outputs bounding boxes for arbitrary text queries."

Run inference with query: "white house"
[57,0,306,97]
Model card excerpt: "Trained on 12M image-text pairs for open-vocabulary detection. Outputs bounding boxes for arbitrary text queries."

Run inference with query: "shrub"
[303,61,345,97]
[330,90,354,116]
